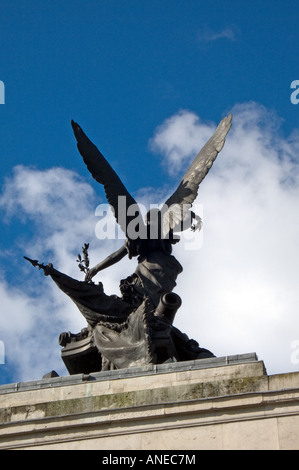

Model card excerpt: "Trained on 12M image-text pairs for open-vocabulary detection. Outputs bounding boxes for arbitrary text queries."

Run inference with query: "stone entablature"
[0,353,298,450]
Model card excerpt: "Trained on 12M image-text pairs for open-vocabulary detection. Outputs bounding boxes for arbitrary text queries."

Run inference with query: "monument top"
[0,353,257,394]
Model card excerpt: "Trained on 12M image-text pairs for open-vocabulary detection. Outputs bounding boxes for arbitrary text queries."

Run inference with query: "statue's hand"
[85,267,97,282]
[43,263,54,276]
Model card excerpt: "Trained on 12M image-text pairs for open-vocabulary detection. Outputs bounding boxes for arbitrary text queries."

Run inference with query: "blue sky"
[0,0,299,385]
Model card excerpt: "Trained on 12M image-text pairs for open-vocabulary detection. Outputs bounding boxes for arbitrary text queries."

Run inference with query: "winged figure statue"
[26,113,232,372]
[70,114,232,301]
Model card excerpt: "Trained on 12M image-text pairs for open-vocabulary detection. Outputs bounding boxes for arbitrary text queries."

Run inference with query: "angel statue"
[25,114,232,373]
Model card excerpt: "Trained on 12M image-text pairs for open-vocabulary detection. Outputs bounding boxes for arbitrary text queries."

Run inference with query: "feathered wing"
[162,114,232,236]
[71,120,145,239]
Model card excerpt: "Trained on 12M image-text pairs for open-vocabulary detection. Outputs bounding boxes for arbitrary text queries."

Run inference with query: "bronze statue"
[25,114,232,373]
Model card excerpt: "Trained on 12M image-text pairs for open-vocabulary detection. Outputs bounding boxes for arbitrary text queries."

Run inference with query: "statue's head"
[145,208,163,240]
[145,208,161,224]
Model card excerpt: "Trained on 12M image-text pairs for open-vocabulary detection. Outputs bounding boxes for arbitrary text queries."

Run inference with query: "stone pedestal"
[0,353,299,450]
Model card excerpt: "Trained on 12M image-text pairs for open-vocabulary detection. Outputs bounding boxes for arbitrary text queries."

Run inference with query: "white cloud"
[151,102,299,375]
[149,110,215,175]
[198,26,237,44]
[1,166,96,268]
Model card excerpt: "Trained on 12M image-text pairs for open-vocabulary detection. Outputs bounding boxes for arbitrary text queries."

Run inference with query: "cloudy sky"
[0,0,299,384]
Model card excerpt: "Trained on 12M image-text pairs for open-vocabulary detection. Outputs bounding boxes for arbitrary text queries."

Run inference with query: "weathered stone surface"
[0,354,299,450]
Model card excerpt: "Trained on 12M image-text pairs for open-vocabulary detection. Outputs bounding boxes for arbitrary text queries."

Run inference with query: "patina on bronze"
[25,114,232,374]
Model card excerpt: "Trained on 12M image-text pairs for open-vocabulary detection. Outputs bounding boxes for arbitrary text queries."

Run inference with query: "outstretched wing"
[162,114,232,236]
[71,120,145,238]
